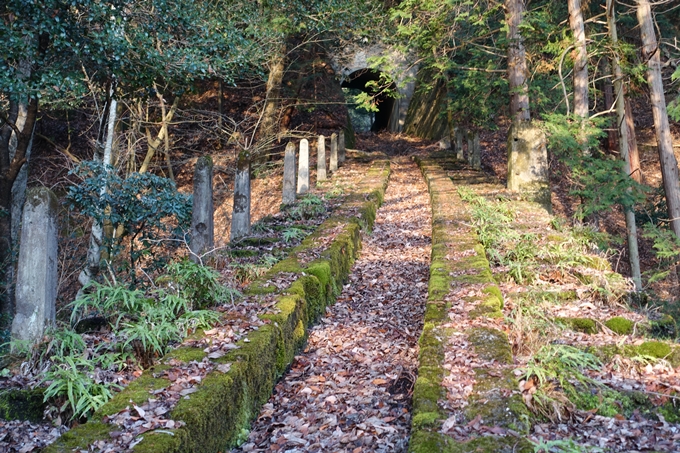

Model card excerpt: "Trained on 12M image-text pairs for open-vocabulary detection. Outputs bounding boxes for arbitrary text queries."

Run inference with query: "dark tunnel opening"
[341,69,396,132]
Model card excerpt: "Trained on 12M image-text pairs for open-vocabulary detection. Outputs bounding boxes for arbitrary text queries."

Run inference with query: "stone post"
[11,187,58,344]
[507,121,551,211]
[329,133,338,172]
[338,131,346,164]
[297,139,310,195]
[455,128,464,160]
[316,135,327,183]
[190,156,214,262]
[470,133,481,170]
[230,155,251,240]
[282,142,296,204]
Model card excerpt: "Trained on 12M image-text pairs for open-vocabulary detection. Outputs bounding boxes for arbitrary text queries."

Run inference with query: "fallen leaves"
[234,159,431,453]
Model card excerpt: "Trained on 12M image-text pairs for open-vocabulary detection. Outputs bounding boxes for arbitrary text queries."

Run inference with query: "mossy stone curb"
[410,156,530,453]
[45,159,390,453]
[0,388,45,422]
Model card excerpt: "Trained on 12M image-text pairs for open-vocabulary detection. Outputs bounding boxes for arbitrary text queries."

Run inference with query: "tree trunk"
[568,0,589,121]
[140,93,180,175]
[607,0,642,291]
[637,0,680,239]
[0,97,38,321]
[259,50,286,150]
[77,96,117,296]
[625,98,642,183]
[602,60,618,153]
[506,0,530,122]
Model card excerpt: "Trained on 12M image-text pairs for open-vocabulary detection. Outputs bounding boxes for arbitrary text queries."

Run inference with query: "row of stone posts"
[283,131,345,205]
[451,127,481,170]
[10,131,347,344]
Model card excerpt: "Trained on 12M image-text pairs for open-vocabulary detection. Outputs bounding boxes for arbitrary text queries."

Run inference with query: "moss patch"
[605,316,635,335]
[556,317,598,334]
[0,388,45,422]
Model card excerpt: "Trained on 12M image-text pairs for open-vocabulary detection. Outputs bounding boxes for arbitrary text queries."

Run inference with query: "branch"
[559,45,576,116]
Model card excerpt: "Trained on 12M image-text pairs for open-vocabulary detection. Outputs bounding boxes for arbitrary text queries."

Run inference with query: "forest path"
[234,157,432,452]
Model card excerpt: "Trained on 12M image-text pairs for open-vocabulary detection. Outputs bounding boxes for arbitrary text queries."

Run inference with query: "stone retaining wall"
[410,155,531,453]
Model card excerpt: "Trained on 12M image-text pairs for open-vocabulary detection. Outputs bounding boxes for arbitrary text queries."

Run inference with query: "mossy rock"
[0,388,45,422]
[229,249,260,258]
[467,327,512,364]
[231,237,280,247]
[604,316,635,335]
[555,317,598,334]
[650,314,677,340]
[464,369,532,435]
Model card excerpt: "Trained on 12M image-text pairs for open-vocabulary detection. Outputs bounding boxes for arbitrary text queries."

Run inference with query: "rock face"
[329,133,338,172]
[282,142,297,205]
[190,156,214,262]
[297,139,309,195]
[11,187,58,344]
[230,159,251,240]
[507,121,551,211]
[317,135,327,183]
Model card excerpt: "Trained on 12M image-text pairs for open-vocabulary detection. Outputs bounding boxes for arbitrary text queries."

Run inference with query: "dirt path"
[234,157,432,453]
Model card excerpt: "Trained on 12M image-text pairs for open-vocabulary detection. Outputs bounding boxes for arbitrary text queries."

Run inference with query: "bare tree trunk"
[259,51,286,147]
[602,60,618,153]
[506,0,530,122]
[0,97,38,320]
[139,93,180,175]
[625,98,642,183]
[77,95,117,297]
[637,0,680,239]
[569,0,589,121]
[607,0,642,291]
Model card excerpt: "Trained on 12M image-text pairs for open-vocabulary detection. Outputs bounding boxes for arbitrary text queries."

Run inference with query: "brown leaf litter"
[233,158,431,453]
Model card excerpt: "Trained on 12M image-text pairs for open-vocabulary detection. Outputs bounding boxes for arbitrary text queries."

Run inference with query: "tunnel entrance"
[341,69,397,133]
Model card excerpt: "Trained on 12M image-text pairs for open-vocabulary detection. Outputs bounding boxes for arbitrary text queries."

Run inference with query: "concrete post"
[190,156,214,262]
[282,142,296,204]
[297,139,309,195]
[329,133,338,172]
[338,131,346,164]
[11,187,58,344]
[455,128,464,160]
[507,121,551,211]
[316,135,327,183]
[470,133,481,170]
[230,157,251,240]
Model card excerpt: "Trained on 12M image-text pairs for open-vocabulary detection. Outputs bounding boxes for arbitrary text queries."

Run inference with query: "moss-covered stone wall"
[45,158,391,453]
[410,155,532,453]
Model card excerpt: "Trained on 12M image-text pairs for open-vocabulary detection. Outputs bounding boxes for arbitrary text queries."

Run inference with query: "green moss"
[556,317,598,334]
[467,327,512,364]
[0,388,45,422]
[469,295,503,319]
[164,346,206,363]
[96,369,170,419]
[482,285,504,309]
[605,316,635,335]
[411,411,442,429]
[44,422,112,452]
[650,314,677,340]
[408,431,454,453]
[637,341,672,359]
